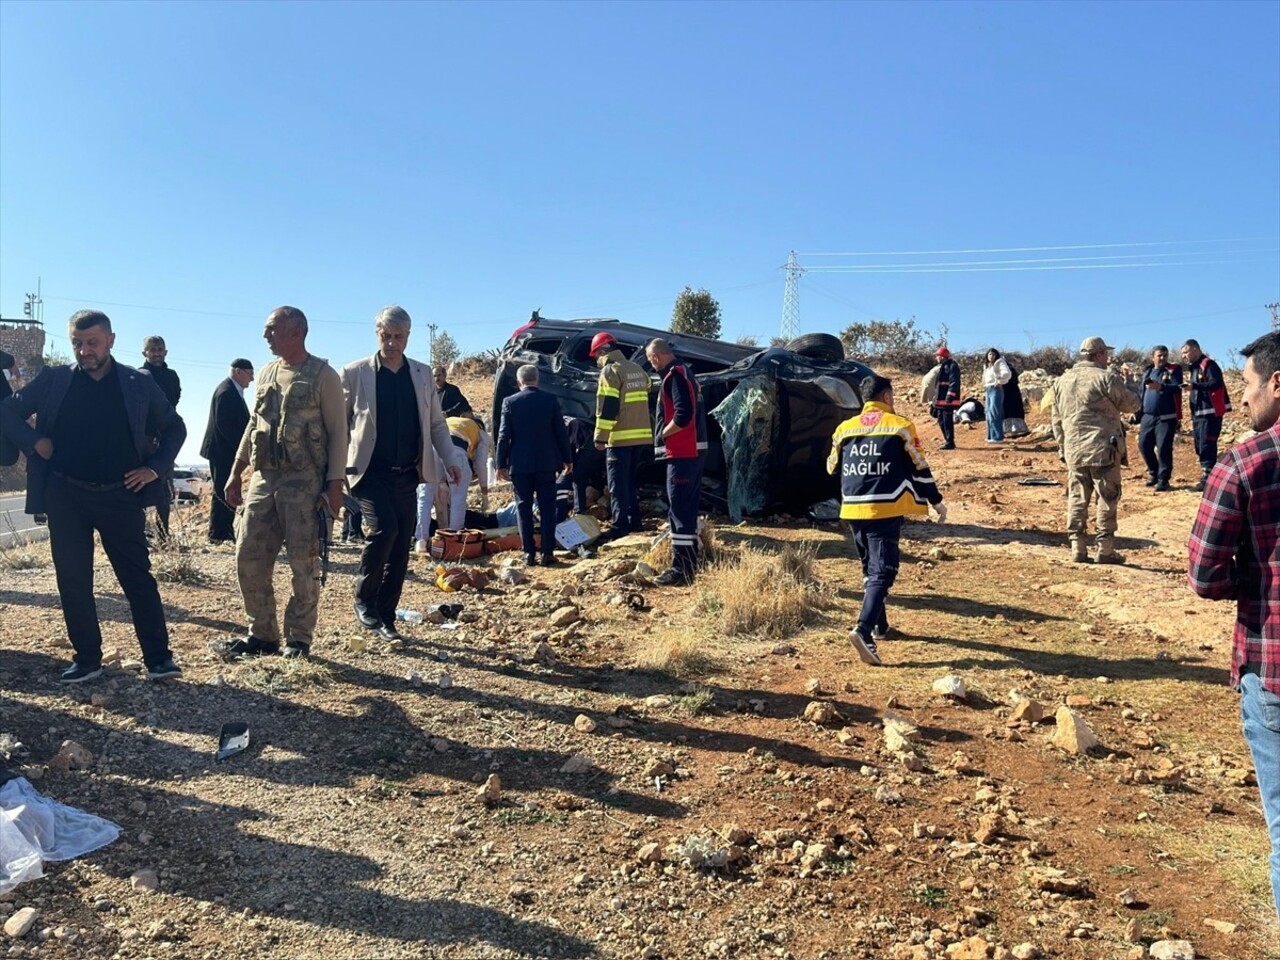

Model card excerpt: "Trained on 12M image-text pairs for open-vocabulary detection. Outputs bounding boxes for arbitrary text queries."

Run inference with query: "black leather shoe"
[524,553,539,566]
[1145,476,1159,487]
[540,555,559,567]
[378,624,405,643]
[1154,480,1170,492]
[354,601,383,630]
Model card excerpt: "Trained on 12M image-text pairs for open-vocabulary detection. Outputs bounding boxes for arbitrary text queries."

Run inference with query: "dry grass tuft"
[238,657,333,694]
[0,516,48,571]
[633,635,715,678]
[698,541,829,638]
[643,521,718,572]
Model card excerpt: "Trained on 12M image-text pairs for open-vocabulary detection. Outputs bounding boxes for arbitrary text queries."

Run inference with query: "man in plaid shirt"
[1188,329,1280,916]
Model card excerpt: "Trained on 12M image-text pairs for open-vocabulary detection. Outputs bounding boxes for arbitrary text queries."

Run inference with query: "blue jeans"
[852,516,902,635]
[1241,669,1280,917]
[985,385,1004,441]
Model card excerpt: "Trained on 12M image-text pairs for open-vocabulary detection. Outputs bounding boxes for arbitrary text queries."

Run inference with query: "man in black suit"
[0,310,187,684]
[200,358,254,543]
[141,335,182,540]
[0,348,16,401]
[496,364,572,566]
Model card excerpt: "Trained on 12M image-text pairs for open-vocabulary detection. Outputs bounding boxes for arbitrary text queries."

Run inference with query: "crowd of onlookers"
[2,308,1277,918]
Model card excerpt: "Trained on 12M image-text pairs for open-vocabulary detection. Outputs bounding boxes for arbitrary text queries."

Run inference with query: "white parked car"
[172,468,206,501]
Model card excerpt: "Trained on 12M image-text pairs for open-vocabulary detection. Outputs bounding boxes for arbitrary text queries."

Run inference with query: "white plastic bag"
[0,777,121,893]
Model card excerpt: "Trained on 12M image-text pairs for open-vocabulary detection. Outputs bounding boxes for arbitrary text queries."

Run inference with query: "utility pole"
[22,278,43,325]
[1268,302,1279,332]
[780,251,803,342]
[427,322,438,363]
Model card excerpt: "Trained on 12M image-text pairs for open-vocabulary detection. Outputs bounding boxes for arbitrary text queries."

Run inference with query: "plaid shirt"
[1187,422,1280,692]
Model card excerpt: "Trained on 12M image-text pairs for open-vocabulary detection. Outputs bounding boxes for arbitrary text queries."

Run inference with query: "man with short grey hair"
[342,306,461,640]
[496,364,572,565]
[1051,336,1140,563]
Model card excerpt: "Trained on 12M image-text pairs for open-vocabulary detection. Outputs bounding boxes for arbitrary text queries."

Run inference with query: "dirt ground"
[1,370,1275,960]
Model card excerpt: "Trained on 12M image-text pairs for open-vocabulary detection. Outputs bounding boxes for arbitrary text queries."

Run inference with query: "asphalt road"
[0,492,47,548]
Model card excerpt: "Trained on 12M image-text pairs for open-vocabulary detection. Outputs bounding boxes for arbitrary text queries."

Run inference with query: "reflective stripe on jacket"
[594,351,653,447]
[1189,356,1232,418]
[826,402,942,520]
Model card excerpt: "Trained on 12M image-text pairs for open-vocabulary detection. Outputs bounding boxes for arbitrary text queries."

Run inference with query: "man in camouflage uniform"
[1051,336,1141,564]
[222,306,348,659]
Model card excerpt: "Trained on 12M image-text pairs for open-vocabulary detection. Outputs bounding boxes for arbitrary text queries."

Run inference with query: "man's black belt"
[52,471,126,492]
[390,465,417,474]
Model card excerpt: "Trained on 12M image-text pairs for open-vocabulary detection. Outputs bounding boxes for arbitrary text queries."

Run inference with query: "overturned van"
[490,313,874,519]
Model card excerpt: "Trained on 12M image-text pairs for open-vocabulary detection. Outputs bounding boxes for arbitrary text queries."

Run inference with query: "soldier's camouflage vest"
[249,355,330,473]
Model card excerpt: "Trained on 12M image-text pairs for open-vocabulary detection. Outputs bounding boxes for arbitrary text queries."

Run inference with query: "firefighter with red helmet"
[589,332,653,540]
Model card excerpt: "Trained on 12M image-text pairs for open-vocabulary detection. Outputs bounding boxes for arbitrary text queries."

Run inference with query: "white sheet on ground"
[0,777,121,893]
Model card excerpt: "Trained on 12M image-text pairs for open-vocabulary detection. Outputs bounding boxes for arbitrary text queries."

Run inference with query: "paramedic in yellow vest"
[827,374,947,668]
[589,332,653,541]
[446,413,491,529]
[222,306,348,660]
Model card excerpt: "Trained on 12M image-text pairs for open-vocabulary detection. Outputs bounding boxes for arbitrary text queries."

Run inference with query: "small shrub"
[915,884,948,908]
[634,635,714,678]
[0,516,47,571]
[239,658,331,694]
[673,687,716,716]
[699,542,829,638]
[454,351,500,377]
[151,538,206,585]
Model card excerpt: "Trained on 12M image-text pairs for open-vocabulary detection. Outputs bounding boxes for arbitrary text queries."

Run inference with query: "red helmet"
[589,332,617,358]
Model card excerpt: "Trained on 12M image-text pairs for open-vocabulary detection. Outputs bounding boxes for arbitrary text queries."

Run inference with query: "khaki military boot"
[1094,537,1125,565]
[1070,538,1090,563]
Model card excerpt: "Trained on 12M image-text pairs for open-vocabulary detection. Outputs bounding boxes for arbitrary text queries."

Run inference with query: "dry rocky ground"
[1,371,1276,960]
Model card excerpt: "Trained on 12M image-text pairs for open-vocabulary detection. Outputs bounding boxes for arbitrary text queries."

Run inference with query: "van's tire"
[786,333,845,362]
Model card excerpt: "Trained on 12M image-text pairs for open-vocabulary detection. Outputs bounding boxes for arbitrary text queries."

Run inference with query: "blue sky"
[1,0,1277,463]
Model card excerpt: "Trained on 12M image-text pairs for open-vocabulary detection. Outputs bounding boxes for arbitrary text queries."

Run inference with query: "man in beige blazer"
[341,305,462,641]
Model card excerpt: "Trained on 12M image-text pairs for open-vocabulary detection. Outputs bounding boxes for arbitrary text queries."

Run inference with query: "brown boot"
[1094,537,1124,565]
[1070,538,1090,563]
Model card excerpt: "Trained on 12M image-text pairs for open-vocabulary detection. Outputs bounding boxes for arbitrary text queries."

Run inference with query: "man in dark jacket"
[932,346,962,449]
[495,364,572,566]
[0,348,16,401]
[1138,344,1183,491]
[200,358,253,543]
[0,311,187,683]
[433,366,473,418]
[646,338,707,587]
[1181,338,1233,491]
[142,335,181,539]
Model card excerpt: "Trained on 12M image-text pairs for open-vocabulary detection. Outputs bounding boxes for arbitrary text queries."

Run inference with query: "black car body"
[491,314,874,518]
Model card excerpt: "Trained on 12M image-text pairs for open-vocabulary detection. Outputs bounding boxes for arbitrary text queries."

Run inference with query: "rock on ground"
[1051,705,1099,754]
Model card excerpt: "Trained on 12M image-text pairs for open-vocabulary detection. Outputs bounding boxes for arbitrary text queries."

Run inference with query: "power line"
[799,237,1269,257]
[805,249,1276,271]
[798,259,1259,273]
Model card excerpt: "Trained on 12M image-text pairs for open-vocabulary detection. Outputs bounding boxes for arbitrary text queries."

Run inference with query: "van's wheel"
[785,333,845,362]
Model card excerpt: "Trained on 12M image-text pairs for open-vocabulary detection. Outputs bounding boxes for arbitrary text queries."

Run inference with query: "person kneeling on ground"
[827,374,947,667]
